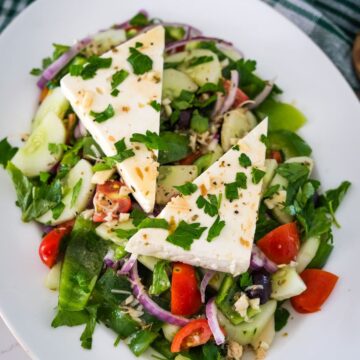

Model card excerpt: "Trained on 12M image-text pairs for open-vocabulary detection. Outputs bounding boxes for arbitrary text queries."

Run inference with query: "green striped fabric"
[1,0,359,90]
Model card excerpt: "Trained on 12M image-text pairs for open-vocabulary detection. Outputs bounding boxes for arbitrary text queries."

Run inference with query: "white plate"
[0,0,359,359]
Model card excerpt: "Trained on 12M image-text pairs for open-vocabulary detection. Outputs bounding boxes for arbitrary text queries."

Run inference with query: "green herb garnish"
[111,69,129,89]
[196,194,222,217]
[239,153,252,168]
[166,221,207,250]
[138,218,169,230]
[207,215,225,242]
[127,47,153,75]
[71,178,83,207]
[0,137,18,168]
[225,182,239,200]
[174,182,198,195]
[131,131,168,150]
[90,104,115,123]
[150,100,161,112]
[251,167,266,184]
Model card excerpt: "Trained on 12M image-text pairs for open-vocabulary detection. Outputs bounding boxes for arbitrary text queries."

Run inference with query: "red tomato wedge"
[171,319,212,353]
[93,180,132,222]
[223,79,249,108]
[39,222,73,268]
[171,263,202,316]
[257,222,300,264]
[270,150,283,164]
[291,269,339,313]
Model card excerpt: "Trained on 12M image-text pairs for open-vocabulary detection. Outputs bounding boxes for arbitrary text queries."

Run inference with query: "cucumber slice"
[251,315,275,350]
[44,261,62,291]
[193,145,224,174]
[12,112,66,177]
[218,45,242,61]
[163,69,198,100]
[156,165,198,205]
[208,271,225,291]
[286,156,314,175]
[262,159,278,193]
[296,236,320,273]
[164,51,187,64]
[217,300,277,345]
[179,49,221,86]
[221,108,257,151]
[271,266,306,301]
[162,323,180,342]
[32,87,69,129]
[84,29,126,57]
[96,219,136,245]
[37,159,95,225]
[138,255,159,271]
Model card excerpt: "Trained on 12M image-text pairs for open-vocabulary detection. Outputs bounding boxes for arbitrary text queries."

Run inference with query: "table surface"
[0,318,28,360]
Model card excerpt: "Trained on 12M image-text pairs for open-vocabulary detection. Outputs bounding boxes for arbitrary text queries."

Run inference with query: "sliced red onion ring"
[250,245,278,273]
[206,297,225,345]
[247,81,274,110]
[200,270,215,303]
[117,253,137,275]
[129,261,190,326]
[165,36,232,53]
[218,70,239,115]
[73,121,87,139]
[37,37,92,89]
[104,249,115,268]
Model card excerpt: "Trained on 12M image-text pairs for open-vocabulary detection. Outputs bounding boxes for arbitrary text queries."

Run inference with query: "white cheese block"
[126,119,268,275]
[61,26,165,213]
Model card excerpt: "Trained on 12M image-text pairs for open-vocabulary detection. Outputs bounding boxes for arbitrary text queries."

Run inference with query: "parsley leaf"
[127,47,153,75]
[172,90,195,110]
[166,221,207,250]
[187,56,214,67]
[71,178,83,207]
[274,303,290,331]
[52,201,65,220]
[197,82,223,94]
[129,12,149,26]
[114,228,138,240]
[239,271,253,289]
[190,110,209,133]
[150,100,161,112]
[130,209,147,227]
[196,194,222,217]
[39,171,51,183]
[0,137,18,168]
[251,167,266,184]
[235,172,247,189]
[149,260,170,296]
[263,184,280,199]
[239,153,252,168]
[90,104,115,123]
[174,182,198,195]
[111,89,120,97]
[131,131,168,150]
[30,68,42,76]
[158,132,190,164]
[225,182,239,200]
[138,218,169,230]
[111,69,129,89]
[207,215,225,242]
[80,56,112,80]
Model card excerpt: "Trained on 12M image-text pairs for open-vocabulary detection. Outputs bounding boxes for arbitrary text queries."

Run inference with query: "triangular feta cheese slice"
[61,26,165,213]
[126,119,268,275]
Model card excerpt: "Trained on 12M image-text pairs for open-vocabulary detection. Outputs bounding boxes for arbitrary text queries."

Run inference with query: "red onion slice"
[218,70,239,115]
[247,81,274,110]
[206,297,225,345]
[129,261,190,326]
[250,245,278,273]
[117,253,137,275]
[200,270,215,303]
[37,37,92,89]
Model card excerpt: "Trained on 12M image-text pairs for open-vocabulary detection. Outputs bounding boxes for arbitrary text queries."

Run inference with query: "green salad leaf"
[0,138,17,168]
[149,260,171,296]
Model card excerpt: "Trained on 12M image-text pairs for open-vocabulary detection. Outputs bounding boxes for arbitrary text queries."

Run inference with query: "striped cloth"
[0,0,359,90]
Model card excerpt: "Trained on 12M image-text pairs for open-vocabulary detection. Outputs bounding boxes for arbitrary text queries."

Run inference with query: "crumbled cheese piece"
[119,213,130,223]
[255,342,269,360]
[234,293,250,318]
[81,209,95,220]
[91,168,115,184]
[249,297,260,311]
[227,340,243,360]
[189,133,197,152]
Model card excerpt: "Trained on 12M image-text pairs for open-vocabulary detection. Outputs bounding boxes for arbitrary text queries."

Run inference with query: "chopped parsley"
[239,271,253,288]
[166,221,207,250]
[114,228,138,239]
[39,172,51,183]
[274,303,290,331]
[90,104,115,123]
[239,153,252,168]
[150,100,161,112]
[235,172,247,189]
[196,194,222,217]
[130,131,168,150]
[187,56,214,67]
[52,202,65,220]
[232,144,240,151]
[130,208,147,226]
[251,167,266,184]
[174,182,198,195]
[225,182,239,200]
[197,82,223,94]
[260,134,269,147]
[263,184,280,199]
[111,69,129,90]
[110,89,120,97]
[207,215,225,242]
[127,47,153,75]
[30,68,42,76]
[129,12,149,26]
[190,110,209,133]
[79,56,112,80]
[135,42,143,48]
[0,137,18,168]
[138,218,169,230]
[71,178,83,207]
[48,143,68,155]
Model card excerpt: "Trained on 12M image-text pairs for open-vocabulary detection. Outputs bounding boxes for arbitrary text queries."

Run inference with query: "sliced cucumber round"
[32,87,69,130]
[221,108,257,151]
[179,49,221,86]
[162,323,180,342]
[37,159,95,225]
[164,51,188,64]
[163,69,198,100]
[286,156,314,175]
[96,219,136,245]
[271,266,306,301]
[12,112,66,177]
[296,236,320,273]
[251,315,275,350]
[262,159,278,194]
[84,29,126,56]
[138,255,160,271]
[217,300,277,345]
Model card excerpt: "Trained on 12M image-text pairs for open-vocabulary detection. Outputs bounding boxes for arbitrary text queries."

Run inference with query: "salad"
[0,10,352,360]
